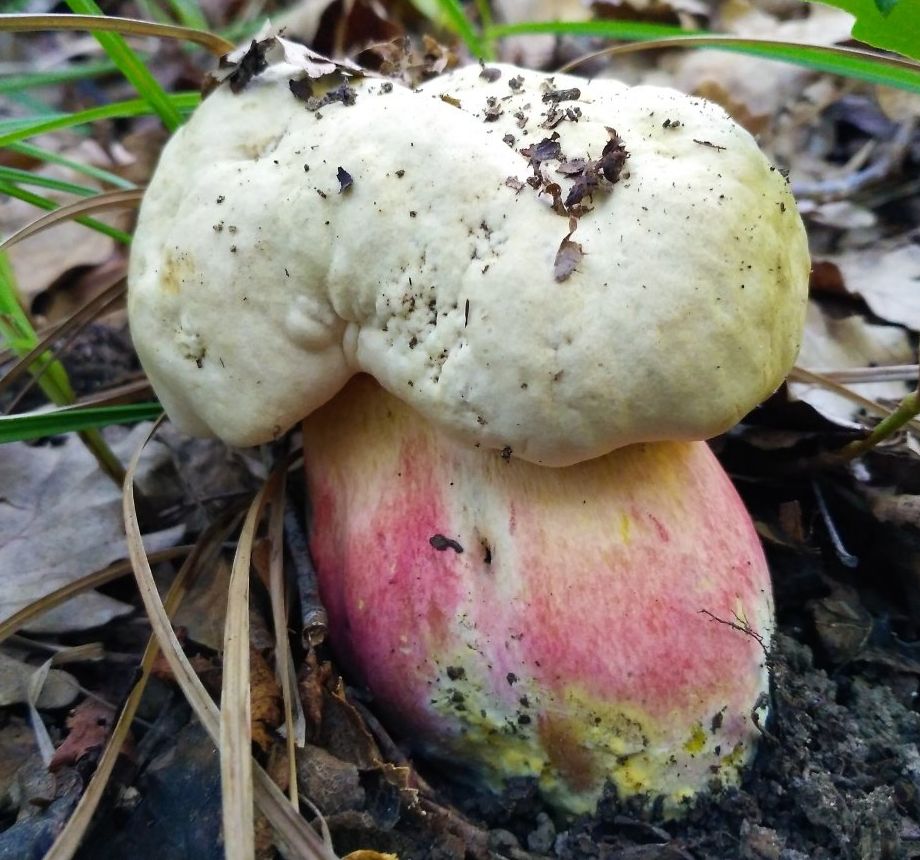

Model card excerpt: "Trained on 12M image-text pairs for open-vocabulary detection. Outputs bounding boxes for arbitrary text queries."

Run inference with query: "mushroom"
[128,43,810,814]
[303,375,774,814]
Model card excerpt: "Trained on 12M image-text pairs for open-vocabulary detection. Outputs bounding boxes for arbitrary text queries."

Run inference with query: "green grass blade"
[488,22,920,94]
[6,91,67,120]
[617,35,920,94]
[0,166,97,197]
[0,92,200,148]
[434,0,488,58]
[5,142,137,190]
[814,0,920,62]
[63,0,183,131]
[0,252,74,404]
[216,16,267,43]
[0,402,164,443]
[0,115,68,136]
[0,183,134,245]
[700,37,920,92]
[164,0,209,32]
[0,60,119,94]
[0,256,128,479]
[487,19,696,40]
[135,0,172,24]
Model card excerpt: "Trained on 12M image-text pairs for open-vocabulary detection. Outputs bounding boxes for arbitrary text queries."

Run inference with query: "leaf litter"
[3,0,920,857]
[0,424,183,634]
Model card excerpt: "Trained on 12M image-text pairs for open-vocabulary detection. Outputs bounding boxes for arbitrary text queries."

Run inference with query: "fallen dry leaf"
[594,0,710,27]
[810,592,873,664]
[295,744,364,815]
[0,162,117,307]
[298,647,329,740]
[151,649,223,694]
[273,0,338,45]
[875,87,920,123]
[672,2,853,132]
[789,301,915,428]
[169,556,231,652]
[554,232,583,282]
[0,717,38,802]
[321,680,383,770]
[251,647,283,753]
[0,651,77,709]
[49,699,129,771]
[800,200,877,232]
[343,852,399,860]
[821,241,920,333]
[0,424,183,634]
[867,488,920,529]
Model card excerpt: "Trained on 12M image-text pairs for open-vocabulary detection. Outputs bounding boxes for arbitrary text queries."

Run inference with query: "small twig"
[808,364,917,384]
[789,365,920,434]
[792,117,918,203]
[347,696,413,770]
[838,383,920,461]
[699,609,767,657]
[750,692,781,746]
[812,480,859,568]
[284,500,327,648]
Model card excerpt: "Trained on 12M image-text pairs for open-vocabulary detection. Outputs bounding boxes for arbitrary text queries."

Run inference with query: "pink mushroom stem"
[303,375,773,815]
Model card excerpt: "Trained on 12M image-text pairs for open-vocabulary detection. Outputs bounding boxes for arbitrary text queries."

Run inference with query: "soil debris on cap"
[289,77,314,102]
[226,40,269,94]
[554,220,583,282]
[541,105,582,130]
[598,128,629,183]
[541,182,567,217]
[484,97,503,122]
[557,159,588,176]
[337,167,353,193]
[521,135,563,177]
[542,88,581,104]
[694,139,727,151]
[306,82,358,112]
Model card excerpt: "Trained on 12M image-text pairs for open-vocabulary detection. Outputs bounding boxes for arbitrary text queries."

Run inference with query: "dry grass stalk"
[266,470,304,809]
[0,189,143,251]
[43,516,236,860]
[221,478,275,860]
[122,421,336,859]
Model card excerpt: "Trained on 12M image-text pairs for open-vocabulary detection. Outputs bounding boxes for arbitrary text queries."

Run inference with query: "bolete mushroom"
[128,41,810,815]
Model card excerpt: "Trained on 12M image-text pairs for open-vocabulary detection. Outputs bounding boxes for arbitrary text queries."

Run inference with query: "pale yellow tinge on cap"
[128,61,809,465]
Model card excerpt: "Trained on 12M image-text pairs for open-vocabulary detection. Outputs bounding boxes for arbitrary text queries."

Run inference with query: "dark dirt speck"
[430,534,463,553]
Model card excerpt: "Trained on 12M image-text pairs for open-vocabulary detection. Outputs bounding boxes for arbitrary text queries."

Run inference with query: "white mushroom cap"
[128,53,809,466]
